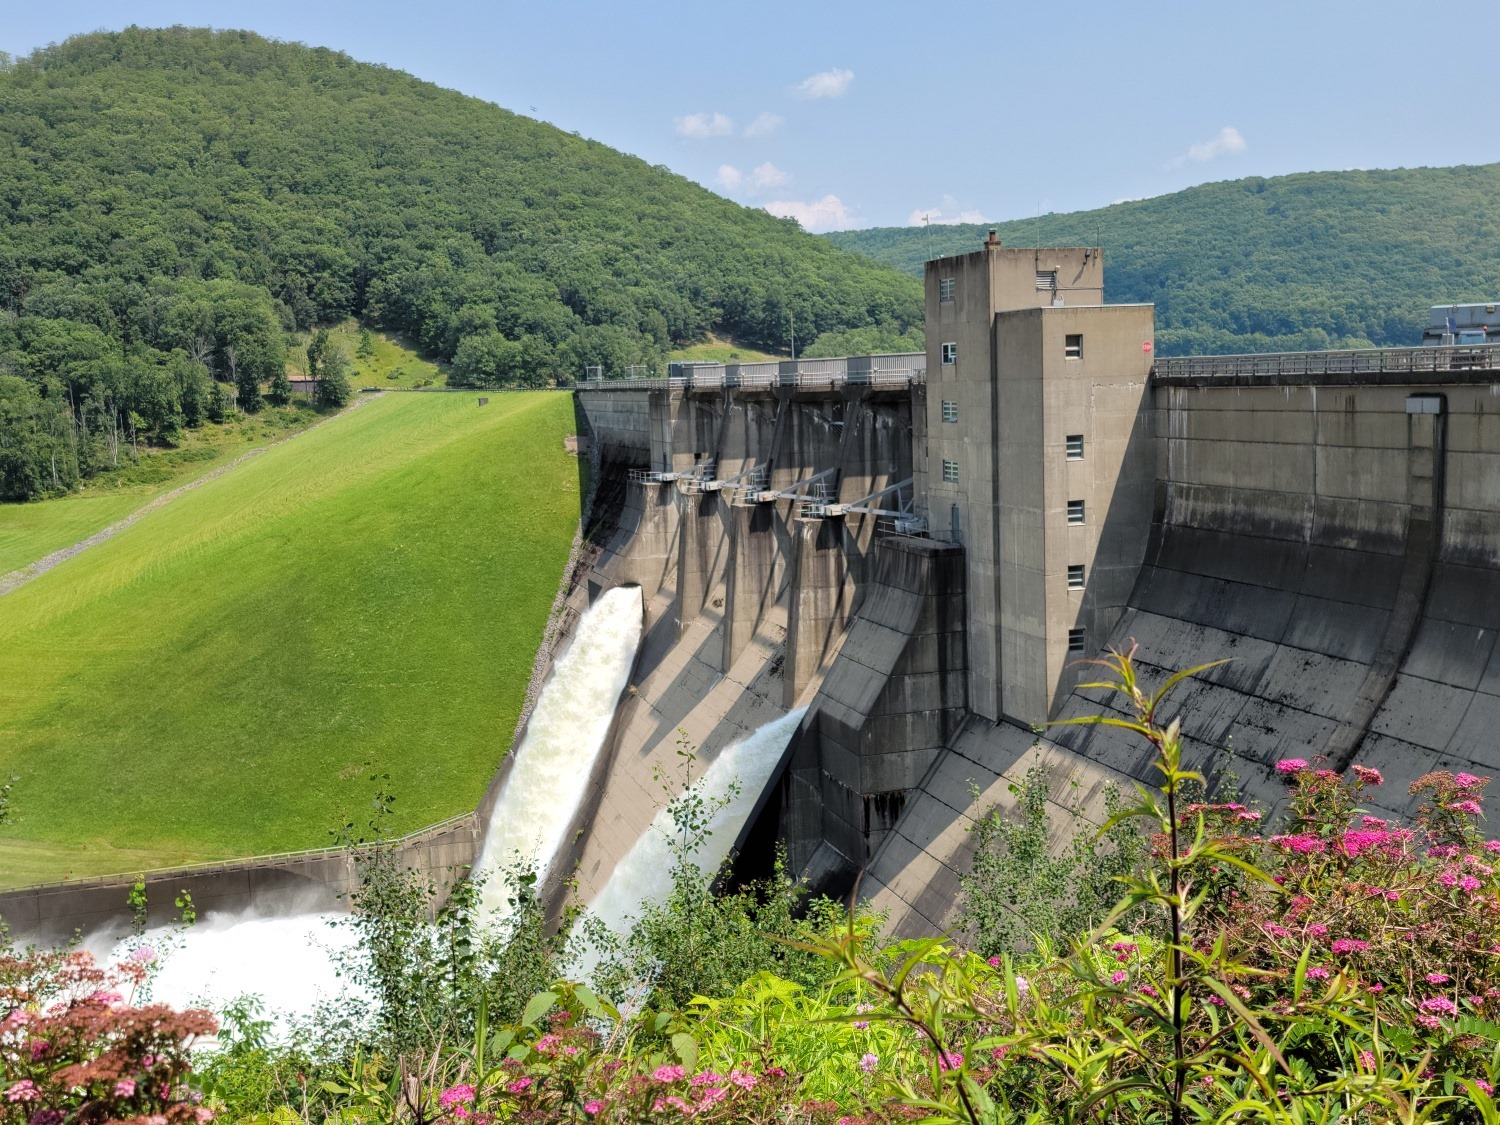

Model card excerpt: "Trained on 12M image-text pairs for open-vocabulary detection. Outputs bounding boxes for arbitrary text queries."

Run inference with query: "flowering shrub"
[804,648,1500,1124]
[1,944,217,1123]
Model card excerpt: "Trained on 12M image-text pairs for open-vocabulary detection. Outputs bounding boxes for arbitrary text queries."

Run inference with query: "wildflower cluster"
[1,945,217,1124]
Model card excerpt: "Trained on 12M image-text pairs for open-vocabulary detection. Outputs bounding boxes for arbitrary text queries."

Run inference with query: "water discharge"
[582,707,807,946]
[474,583,643,923]
[91,584,643,1031]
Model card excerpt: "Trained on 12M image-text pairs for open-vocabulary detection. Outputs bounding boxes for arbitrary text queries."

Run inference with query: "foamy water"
[84,586,644,1033]
[474,584,643,924]
[582,707,807,945]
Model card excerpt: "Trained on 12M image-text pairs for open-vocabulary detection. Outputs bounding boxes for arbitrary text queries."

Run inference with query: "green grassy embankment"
[0,391,579,887]
[0,407,322,576]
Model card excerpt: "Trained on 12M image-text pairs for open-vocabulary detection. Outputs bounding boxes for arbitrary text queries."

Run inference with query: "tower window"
[941,342,958,366]
[1036,270,1058,291]
[1065,434,1084,460]
[1067,499,1086,524]
[941,400,959,423]
[1068,628,1086,654]
[1068,564,1085,588]
[938,277,956,302]
[1065,334,1083,359]
[942,459,960,484]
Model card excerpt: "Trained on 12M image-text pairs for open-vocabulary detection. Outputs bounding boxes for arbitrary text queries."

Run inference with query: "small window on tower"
[1068,564,1085,589]
[1067,499,1086,524]
[939,277,956,302]
[1068,628,1086,654]
[941,400,959,423]
[1036,270,1058,291]
[942,459,960,484]
[1065,434,1084,460]
[1065,334,1083,359]
[941,342,958,366]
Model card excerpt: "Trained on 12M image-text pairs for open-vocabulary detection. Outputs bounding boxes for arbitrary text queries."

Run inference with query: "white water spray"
[83,585,643,1031]
[474,584,643,923]
[582,707,807,944]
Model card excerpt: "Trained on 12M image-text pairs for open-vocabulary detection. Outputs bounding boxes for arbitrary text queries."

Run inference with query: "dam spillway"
[571,240,1500,939]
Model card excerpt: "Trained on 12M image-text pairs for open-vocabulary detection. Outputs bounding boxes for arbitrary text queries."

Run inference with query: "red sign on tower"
[1142,340,1154,354]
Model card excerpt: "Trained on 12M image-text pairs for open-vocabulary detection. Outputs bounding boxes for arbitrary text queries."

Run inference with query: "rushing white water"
[121,908,362,1025]
[582,707,807,945]
[80,585,644,1032]
[474,584,643,923]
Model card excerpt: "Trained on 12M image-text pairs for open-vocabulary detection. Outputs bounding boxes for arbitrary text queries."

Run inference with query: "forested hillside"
[0,27,921,499]
[829,165,1500,355]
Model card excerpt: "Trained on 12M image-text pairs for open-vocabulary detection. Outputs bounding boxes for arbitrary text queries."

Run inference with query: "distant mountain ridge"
[828,166,1500,355]
[0,27,920,377]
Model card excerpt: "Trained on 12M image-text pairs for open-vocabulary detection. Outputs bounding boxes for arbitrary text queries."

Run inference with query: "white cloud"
[716,165,743,190]
[1169,126,1247,167]
[907,207,990,226]
[743,112,783,137]
[751,162,790,189]
[795,68,854,99]
[764,194,861,233]
[675,112,734,138]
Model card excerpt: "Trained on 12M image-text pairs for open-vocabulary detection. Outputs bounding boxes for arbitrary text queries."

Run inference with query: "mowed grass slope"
[0,392,579,887]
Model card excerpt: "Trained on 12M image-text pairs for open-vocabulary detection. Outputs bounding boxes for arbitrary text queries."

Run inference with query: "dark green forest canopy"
[0,25,921,359]
[828,166,1500,356]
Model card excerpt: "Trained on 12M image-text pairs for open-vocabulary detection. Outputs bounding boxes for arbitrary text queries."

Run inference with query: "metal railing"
[1153,343,1500,383]
[579,367,925,393]
[3,812,479,893]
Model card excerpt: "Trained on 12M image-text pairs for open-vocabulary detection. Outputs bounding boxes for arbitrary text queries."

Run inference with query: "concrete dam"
[569,236,1500,937]
[9,235,1500,944]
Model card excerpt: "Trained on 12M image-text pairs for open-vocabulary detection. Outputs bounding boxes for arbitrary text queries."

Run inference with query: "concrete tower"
[920,233,1156,726]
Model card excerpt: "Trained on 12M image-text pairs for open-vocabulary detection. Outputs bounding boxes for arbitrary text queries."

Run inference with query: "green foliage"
[829,165,1500,355]
[957,764,1149,957]
[802,323,924,358]
[306,329,352,408]
[0,26,920,409]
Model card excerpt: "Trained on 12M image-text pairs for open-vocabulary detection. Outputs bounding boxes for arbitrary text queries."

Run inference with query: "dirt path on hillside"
[0,394,381,597]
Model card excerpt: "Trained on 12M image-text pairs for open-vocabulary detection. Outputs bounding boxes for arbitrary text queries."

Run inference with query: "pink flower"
[1368,983,1384,993]
[938,1050,964,1072]
[1421,996,1458,1015]
[1387,890,1400,901]
[1416,1014,1443,1030]
[1331,938,1369,954]
[1237,811,1262,821]
[690,1072,723,1087]
[1206,995,1225,1006]
[1450,800,1483,816]
[440,1086,477,1107]
[1111,970,1128,985]
[1462,874,1483,892]
[1140,984,1159,998]
[653,1065,685,1083]
[1426,973,1451,984]
[1275,759,1308,775]
[535,1034,559,1054]
[1306,966,1330,979]
[114,1078,137,1098]
[991,1045,1011,1061]
[697,1087,727,1106]
[1111,940,1138,961]
[5,1081,38,1103]
[130,945,158,964]
[1485,840,1500,853]
[729,1071,756,1089]
[1264,923,1291,938]
[859,1053,878,1073]
[1357,1050,1376,1070]
[1454,773,1481,789]
[506,1077,533,1094]
[1352,765,1384,786]
[1440,870,1460,887]
[584,1101,604,1116]
[1308,923,1329,937]
[986,955,1002,967]
[1477,1080,1495,1096]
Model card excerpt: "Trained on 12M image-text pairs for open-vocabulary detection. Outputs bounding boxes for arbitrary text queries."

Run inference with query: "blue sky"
[5,0,1495,232]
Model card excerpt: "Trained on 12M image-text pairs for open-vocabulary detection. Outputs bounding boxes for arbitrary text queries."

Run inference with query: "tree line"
[0,25,922,433]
